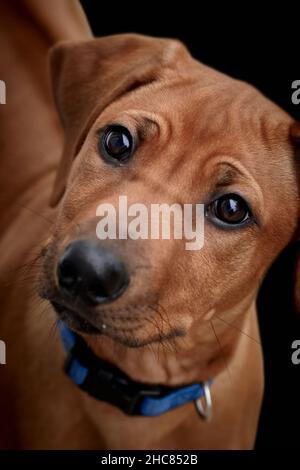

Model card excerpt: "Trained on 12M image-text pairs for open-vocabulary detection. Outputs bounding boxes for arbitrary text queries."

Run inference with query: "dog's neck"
[57,296,261,423]
[83,294,261,387]
[78,301,263,449]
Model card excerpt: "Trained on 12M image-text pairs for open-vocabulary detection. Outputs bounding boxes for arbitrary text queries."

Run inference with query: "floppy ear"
[49,34,189,206]
[290,122,300,313]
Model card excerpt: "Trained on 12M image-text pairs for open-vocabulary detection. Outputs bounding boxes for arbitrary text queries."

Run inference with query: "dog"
[0,0,299,449]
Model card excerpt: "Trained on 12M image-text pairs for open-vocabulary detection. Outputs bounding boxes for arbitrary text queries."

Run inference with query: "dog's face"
[39,35,300,381]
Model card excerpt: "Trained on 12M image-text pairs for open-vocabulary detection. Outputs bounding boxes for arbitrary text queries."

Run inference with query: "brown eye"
[100,125,134,163]
[207,194,252,226]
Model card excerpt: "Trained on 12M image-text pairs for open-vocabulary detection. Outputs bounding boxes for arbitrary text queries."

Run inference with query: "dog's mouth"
[51,301,144,335]
[50,301,185,348]
[52,302,102,334]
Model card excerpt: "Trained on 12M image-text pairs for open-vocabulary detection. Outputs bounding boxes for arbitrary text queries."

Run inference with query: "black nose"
[57,240,129,304]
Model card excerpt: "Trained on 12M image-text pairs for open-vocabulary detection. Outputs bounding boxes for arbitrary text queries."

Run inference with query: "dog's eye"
[100,125,134,163]
[206,193,253,227]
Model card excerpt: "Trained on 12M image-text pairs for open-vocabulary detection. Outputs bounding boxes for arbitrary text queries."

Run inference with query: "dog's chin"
[51,302,185,348]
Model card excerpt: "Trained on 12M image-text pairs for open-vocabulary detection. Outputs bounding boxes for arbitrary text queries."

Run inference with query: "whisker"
[210,319,232,385]
[215,314,261,346]
[12,202,56,226]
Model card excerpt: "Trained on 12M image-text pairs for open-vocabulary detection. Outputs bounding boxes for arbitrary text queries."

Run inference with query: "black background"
[80,1,300,448]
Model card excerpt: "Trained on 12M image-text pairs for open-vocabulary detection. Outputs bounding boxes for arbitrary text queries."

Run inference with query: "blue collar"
[59,322,211,417]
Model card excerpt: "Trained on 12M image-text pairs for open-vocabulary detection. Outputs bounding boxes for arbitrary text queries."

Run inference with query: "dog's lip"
[51,301,102,334]
[50,301,145,335]
[50,300,186,349]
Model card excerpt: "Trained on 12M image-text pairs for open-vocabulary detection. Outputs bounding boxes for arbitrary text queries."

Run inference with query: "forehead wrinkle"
[121,109,171,143]
[205,158,265,212]
[215,165,238,188]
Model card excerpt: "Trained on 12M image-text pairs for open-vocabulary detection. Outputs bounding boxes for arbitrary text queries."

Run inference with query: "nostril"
[57,259,79,291]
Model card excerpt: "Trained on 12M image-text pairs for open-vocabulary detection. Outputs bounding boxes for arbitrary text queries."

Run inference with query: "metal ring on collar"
[194,381,212,420]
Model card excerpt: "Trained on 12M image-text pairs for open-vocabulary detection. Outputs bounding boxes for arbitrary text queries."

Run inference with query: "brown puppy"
[0,1,299,449]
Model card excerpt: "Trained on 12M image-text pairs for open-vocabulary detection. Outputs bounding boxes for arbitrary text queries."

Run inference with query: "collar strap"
[59,322,211,417]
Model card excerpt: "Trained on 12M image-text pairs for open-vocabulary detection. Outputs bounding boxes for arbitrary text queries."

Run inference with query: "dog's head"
[39,34,300,382]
